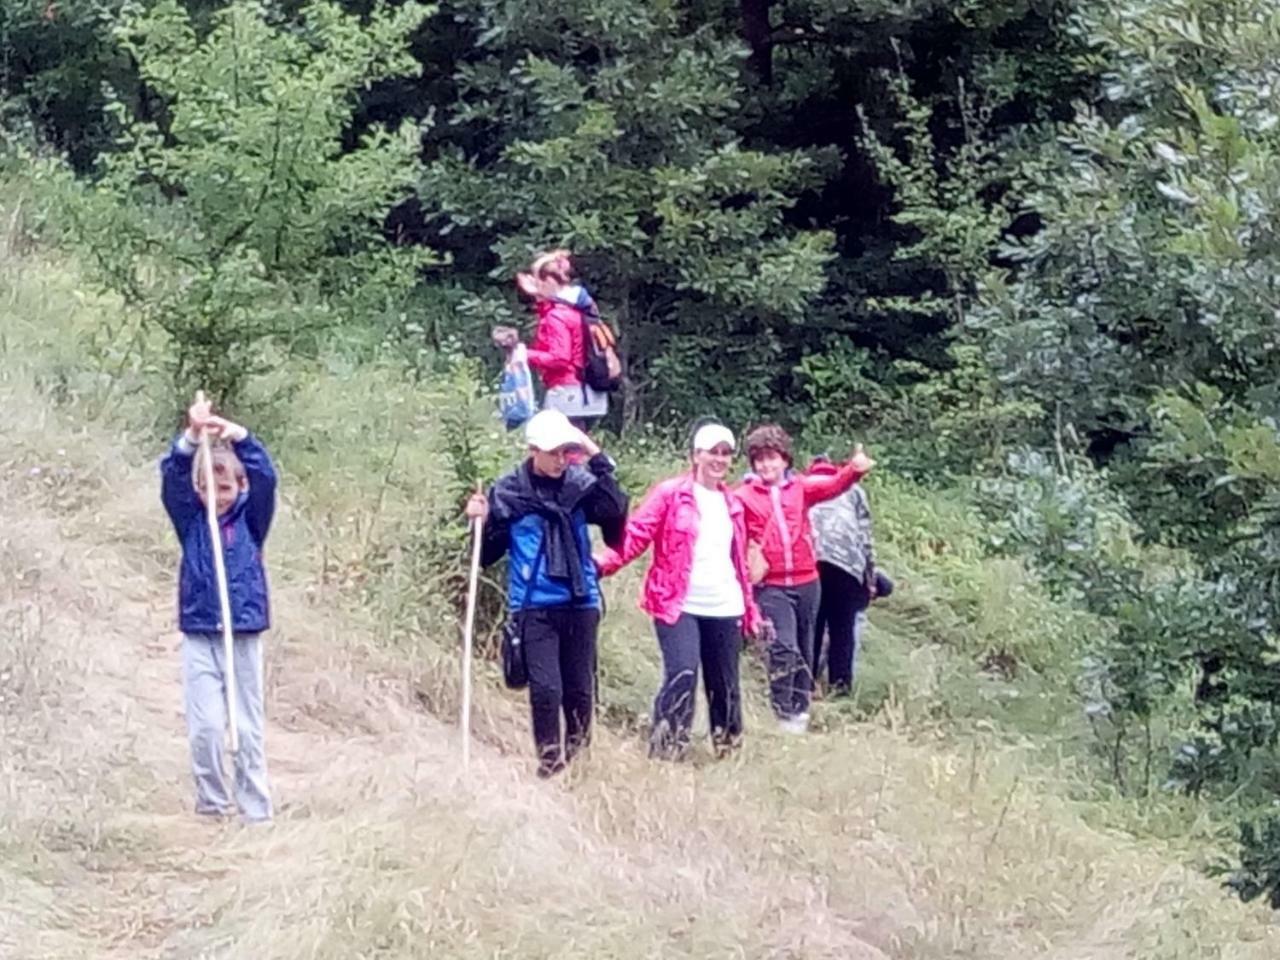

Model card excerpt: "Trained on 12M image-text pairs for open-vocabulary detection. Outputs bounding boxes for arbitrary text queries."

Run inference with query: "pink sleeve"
[597,481,671,577]
[801,459,864,506]
[728,509,762,634]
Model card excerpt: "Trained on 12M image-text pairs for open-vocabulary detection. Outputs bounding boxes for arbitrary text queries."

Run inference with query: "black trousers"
[757,581,821,719]
[519,606,600,775]
[651,614,744,759]
[814,562,872,694]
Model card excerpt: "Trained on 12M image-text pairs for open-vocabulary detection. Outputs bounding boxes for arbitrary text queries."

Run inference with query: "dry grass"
[2,248,1279,959]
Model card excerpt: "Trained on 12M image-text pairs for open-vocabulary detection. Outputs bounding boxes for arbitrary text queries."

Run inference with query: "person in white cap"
[594,418,761,759]
[465,410,628,777]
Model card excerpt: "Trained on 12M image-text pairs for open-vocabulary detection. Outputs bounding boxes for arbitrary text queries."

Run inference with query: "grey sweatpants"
[182,633,272,822]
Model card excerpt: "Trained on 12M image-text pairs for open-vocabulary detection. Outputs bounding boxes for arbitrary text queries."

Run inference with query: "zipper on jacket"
[769,485,795,587]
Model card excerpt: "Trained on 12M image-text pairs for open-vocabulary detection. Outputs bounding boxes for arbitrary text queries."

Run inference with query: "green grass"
[3,215,1279,958]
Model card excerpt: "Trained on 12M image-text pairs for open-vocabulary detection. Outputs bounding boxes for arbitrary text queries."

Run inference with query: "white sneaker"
[777,714,809,735]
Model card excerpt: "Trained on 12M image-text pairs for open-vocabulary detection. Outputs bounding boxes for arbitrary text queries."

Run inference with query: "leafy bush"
[61,0,434,410]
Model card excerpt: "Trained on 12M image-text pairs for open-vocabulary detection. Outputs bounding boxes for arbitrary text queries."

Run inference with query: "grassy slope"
[2,248,1277,959]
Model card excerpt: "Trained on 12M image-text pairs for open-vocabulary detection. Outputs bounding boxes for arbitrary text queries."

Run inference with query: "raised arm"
[159,432,202,538]
[231,433,278,545]
[801,448,874,506]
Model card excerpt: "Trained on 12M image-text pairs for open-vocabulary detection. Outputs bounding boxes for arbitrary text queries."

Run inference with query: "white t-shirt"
[681,484,746,618]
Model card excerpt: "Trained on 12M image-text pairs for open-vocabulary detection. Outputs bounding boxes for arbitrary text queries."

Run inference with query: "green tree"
[420,0,836,429]
[971,0,1280,903]
[64,0,434,408]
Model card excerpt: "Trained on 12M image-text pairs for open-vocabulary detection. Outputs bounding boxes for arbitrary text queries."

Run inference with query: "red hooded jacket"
[526,300,584,390]
[732,459,866,588]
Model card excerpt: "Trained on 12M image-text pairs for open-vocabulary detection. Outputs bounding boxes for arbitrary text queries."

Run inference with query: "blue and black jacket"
[159,432,277,635]
[481,454,628,611]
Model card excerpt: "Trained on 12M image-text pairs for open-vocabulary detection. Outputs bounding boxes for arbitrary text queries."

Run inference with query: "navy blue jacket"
[160,433,277,635]
[480,454,627,611]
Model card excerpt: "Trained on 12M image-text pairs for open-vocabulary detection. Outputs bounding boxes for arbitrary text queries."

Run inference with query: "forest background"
[7,0,1280,915]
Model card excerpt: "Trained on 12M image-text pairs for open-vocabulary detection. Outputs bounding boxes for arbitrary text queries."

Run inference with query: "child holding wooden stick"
[159,395,277,822]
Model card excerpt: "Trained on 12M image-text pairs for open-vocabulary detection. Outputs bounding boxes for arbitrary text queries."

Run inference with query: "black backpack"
[581,313,623,393]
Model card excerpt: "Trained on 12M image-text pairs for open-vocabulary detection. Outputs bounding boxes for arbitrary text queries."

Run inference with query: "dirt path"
[0,439,901,960]
[4,358,1277,959]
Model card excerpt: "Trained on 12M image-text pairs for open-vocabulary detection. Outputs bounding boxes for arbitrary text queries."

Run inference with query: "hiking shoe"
[536,758,567,779]
[777,714,809,735]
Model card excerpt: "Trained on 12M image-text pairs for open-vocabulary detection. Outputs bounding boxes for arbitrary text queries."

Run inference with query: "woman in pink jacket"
[595,421,762,759]
[516,251,609,427]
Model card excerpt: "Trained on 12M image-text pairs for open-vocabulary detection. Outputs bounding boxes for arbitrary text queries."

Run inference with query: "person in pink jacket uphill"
[595,421,762,759]
[511,249,611,428]
[734,425,874,733]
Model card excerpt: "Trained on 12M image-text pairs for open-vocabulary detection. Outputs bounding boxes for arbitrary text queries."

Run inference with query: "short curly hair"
[745,424,794,466]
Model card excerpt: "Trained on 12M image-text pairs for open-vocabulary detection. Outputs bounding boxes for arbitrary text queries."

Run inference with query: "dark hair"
[745,424,794,466]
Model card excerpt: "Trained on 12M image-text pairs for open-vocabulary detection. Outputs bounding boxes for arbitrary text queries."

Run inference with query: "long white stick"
[460,511,483,771]
[197,391,239,756]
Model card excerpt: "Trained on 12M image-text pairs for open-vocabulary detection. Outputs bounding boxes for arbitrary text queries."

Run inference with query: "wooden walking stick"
[196,390,239,756]
[460,481,485,770]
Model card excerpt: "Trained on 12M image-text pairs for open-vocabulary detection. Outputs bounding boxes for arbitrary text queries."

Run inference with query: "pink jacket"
[733,458,866,588]
[596,474,761,634]
[526,300,584,390]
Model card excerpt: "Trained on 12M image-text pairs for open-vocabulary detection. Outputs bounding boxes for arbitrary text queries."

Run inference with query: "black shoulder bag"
[501,525,549,690]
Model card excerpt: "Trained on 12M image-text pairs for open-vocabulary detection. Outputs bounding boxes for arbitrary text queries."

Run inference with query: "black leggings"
[814,562,872,694]
[651,614,743,758]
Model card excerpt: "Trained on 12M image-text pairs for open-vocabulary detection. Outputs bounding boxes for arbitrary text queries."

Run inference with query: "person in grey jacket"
[807,456,892,695]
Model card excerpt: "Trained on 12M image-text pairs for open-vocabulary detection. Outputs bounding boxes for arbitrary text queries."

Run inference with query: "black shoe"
[536,758,567,779]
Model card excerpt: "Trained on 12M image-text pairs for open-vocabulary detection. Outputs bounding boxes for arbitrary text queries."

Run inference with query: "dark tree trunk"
[741,0,773,85]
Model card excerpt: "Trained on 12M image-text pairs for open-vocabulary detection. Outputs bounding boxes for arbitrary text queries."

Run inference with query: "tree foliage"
[419,0,836,428]
[63,0,434,407]
[12,0,1280,909]
[967,0,1280,901]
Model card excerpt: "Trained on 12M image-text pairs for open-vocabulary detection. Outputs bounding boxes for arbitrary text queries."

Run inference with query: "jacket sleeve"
[801,458,867,506]
[160,432,202,537]
[582,454,629,549]
[525,309,578,381]
[233,435,278,546]
[479,487,511,568]
[732,537,762,636]
[729,484,765,544]
[595,480,669,577]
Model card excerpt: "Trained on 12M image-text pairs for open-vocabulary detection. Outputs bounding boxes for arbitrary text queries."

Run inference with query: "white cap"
[525,409,583,452]
[692,423,736,452]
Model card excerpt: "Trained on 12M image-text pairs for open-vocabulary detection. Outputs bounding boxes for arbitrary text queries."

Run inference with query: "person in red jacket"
[512,250,608,428]
[595,420,762,759]
[734,425,874,733]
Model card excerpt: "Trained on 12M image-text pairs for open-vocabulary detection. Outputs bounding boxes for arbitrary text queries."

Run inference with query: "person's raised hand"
[205,415,248,443]
[188,394,214,437]
[572,426,600,458]
[850,442,875,475]
[515,272,541,299]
